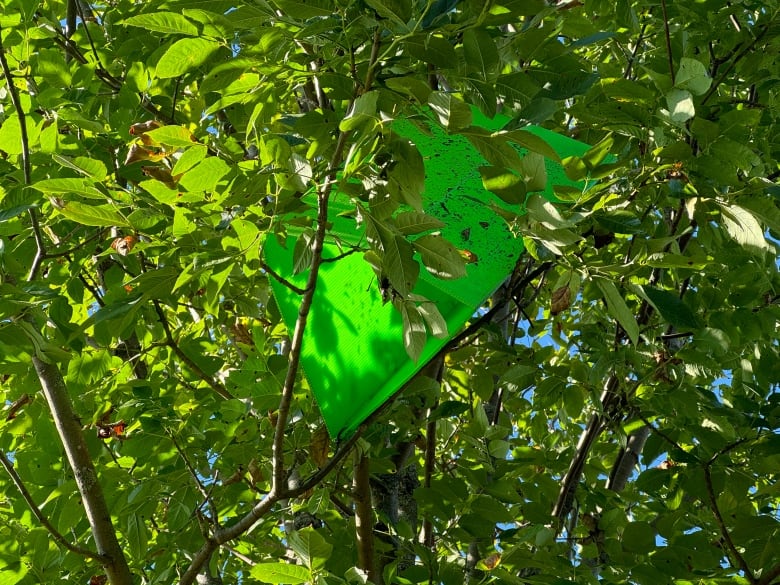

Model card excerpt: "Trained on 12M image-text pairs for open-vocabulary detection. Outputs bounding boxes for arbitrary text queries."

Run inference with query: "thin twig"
[320,246,363,263]
[260,260,307,295]
[152,300,235,400]
[0,26,48,281]
[701,23,771,106]
[635,412,685,452]
[0,450,102,559]
[703,458,755,582]
[46,229,107,258]
[168,430,219,526]
[660,0,675,83]
[623,22,648,80]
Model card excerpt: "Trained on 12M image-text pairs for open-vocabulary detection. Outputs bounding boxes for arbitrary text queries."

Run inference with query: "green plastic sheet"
[265,111,591,439]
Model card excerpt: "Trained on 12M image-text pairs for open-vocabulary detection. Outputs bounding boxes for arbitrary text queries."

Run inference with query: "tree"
[1,0,779,583]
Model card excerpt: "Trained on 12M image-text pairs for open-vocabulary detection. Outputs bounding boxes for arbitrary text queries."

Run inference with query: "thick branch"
[0,449,101,560]
[550,391,617,524]
[33,357,134,584]
[2,21,131,583]
[606,424,651,492]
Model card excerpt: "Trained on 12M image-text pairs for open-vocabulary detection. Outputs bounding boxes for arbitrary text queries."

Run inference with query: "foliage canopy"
[0,0,779,584]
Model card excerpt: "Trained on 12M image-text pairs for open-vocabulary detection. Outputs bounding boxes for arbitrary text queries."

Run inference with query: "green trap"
[264,110,592,439]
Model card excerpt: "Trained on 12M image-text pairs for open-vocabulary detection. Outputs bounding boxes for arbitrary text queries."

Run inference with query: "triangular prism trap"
[264,110,592,439]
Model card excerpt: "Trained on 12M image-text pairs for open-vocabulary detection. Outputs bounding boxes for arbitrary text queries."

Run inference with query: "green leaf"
[250,562,310,584]
[57,201,131,227]
[125,514,148,560]
[178,156,231,192]
[172,145,208,175]
[479,166,526,204]
[288,528,332,571]
[396,299,427,362]
[496,72,541,109]
[394,211,445,235]
[366,214,420,296]
[427,400,469,420]
[736,196,780,234]
[383,233,420,296]
[339,91,379,132]
[0,204,36,222]
[582,134,614,169]
[561,155,588,181]
[720,202,773,254]
[32,178,106,200]
[364,0,411,27]
[463,29,498,81]
[622,521,656,553]
[595,278,639,345]
[640,286,700,330]
[271,0,333,19]
[119,12,199,36]
[675,57,711,96]
[143,125,199,148]
[0,560,27,585]
[51,155,108,180]
[519,151,547,192]
[499,128,561,162]
[387,136,425,210]
[666,89,695,124]
[385,76,432,105]
[31,48,71,87]
[695,327,732,357]
[292,230,314,275]
[156,38,220,78]
[413,234,466,280]
[405,34,458,68]
[428,92,473,131]
[127,208,166,231]
[594,210,643,234]
[465,127,525,172]
[416,300,448,338]
[498,364,536,391]
[525,194,571,229]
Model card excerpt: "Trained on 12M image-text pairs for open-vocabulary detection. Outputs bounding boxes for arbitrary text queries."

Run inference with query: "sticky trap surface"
[265,111,591,438]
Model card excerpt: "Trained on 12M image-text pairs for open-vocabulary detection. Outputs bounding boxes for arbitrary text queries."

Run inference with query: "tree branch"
[33,357,134,584]
[0,449,102,560]
[2,21,132,584]
[271,128,350,490]
[260,260,307,295]
[0,24,48,281]
[606,424,650,492]
[354,448,377,582]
